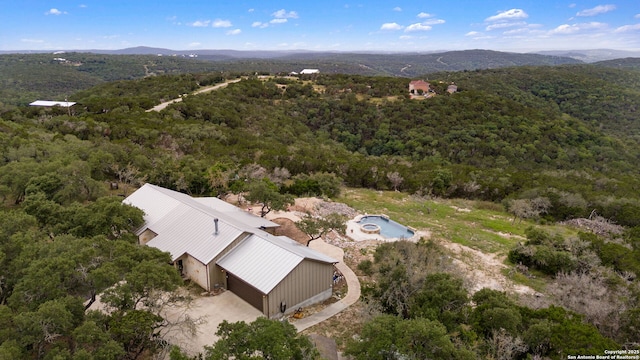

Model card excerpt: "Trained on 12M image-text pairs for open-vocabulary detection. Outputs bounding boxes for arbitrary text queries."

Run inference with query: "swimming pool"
[358,215,415,239]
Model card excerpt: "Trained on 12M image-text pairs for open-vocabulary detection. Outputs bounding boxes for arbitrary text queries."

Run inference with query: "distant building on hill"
[447,83,458,94]
[300,69,320,75]
[409,80,430,95]
[29,100,76,107]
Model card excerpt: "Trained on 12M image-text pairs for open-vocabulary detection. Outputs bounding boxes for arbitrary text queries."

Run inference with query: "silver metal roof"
[29,100,76,107]
[193,197,279,229]
[123,184,244,263]
[217,234,303,294]
[217,233,337,294]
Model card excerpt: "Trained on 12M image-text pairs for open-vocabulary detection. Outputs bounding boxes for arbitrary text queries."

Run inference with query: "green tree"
[296,213,346,246]
[345,315,472,360]
[72,320,126,360]
[13,296,84,358]
[245,179,294,218]
[101,258,182,312]
[363,240,451,318]
[108,309,165,358]
[205,317,319,360]
[408,273,469,331]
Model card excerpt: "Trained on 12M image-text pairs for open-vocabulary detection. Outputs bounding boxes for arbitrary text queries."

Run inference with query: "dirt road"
[146,78,242,112]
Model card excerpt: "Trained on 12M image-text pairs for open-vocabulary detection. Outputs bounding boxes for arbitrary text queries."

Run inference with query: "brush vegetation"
[1,53,639,358]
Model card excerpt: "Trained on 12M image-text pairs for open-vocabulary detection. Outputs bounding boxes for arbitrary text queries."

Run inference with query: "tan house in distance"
[123,184,337,318]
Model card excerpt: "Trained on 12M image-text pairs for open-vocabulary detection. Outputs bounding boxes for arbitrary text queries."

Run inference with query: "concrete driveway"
[162,290,262,356]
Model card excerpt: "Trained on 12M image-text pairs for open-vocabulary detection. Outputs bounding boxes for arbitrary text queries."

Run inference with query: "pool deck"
[346,214,421,242]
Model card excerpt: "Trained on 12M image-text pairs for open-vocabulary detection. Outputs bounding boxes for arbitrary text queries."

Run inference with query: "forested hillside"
[0,53,219,105]
[1,50,583,106]
[1,61,639,358]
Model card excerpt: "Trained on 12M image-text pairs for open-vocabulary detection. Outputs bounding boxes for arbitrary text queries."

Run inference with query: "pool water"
[358,215,414,239]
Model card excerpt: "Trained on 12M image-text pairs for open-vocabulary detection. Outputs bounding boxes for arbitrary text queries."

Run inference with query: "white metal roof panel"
[29,100,76,107]
[123,184,182,232]
[269,235,337,264]
[124,184,244,263]
[217,234,303,294]
[194,197,279,229]
[145,204,244,263]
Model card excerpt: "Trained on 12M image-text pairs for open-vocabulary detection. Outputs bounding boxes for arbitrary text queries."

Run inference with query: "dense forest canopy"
[1,53,639,358]
[1,50,585,106]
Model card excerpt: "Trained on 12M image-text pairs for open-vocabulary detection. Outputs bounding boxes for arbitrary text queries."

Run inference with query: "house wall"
[180,254,209,291]
[265,260,334,318]
[210,264,226,290]
[209,233,251,290]
[138,229,158,245]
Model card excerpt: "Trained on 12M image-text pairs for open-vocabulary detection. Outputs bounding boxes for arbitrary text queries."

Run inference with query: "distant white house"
[300,69,320,75]
[29,100,76,107]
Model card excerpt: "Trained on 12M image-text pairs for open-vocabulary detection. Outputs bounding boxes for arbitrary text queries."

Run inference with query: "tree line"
[1,64,640,358]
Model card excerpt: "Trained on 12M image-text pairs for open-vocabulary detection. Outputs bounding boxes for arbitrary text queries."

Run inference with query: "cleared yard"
[162,290,262,356]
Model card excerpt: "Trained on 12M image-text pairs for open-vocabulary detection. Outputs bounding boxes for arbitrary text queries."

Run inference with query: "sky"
[1,1,640,52]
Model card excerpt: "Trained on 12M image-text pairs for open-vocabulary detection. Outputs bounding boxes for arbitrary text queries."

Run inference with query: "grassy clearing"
[501,268,549,293]
[336,188,577,256]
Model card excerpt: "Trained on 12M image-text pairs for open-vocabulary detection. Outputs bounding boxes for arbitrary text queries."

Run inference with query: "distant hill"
[593,57,640,71]
[0,53,219,105]
[535,49,640,63]
[249,49,581,76]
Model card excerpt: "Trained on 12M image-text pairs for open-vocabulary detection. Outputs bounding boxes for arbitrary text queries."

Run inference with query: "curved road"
[146,78,242,112]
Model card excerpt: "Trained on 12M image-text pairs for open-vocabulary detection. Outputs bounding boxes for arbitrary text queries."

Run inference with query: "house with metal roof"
[123,184,337,318]
[300,69,320,75]
[29,100,76,107]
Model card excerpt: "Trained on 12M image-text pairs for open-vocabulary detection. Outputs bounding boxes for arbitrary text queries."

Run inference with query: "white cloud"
[252,21,268,28]
[189,20,210,27]
[503,28,529,35]
[226,29,242,35]
[569,3,577,8]
[465,31,480,36]
[614,24,640,33]
[405,23,432,32]
[45,8,67,15]
[270,18,287,24]
[248,8,254,13]
[417,12,433,18]
[272,9,298,19]
[486,21,526,31]
[635,13,640,19]
[79,4,87,8]
[485,9,528,22]
[549,22,607,35]
[21,38,45,43]
[503,25,543,36]
[576,4,616,17]
[188,42,201,47]
[393,7,402,12]
[399,35,413,39]
[423,19,445,25]
[381,22,403,30]
[549,24,578,34]
[212,19,232,28]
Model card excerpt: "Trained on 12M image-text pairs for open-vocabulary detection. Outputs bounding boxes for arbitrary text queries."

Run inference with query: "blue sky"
[2,1,639,52]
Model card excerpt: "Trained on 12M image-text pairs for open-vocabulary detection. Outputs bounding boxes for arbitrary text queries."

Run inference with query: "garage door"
[227,273,264,312]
